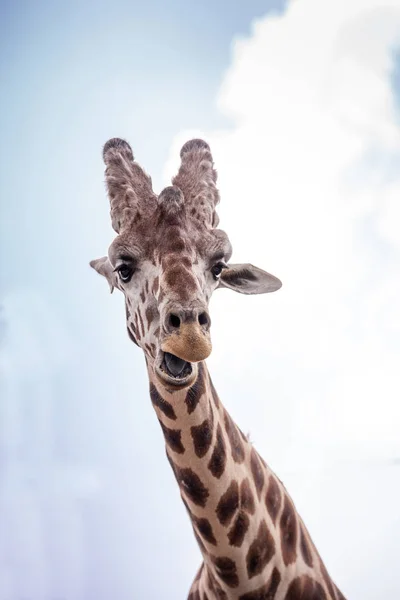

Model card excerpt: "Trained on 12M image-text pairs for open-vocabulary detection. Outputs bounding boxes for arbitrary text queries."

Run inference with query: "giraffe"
[90,137,346,600]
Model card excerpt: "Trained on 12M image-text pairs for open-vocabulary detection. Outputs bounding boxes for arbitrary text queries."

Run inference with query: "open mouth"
[155,351,196,387]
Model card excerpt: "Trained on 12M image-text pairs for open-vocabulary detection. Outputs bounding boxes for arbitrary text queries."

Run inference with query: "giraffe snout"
[164,307,211,334]
[161,306,212,363]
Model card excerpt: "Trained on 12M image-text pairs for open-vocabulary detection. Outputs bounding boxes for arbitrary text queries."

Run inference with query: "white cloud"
[165,2,400,595]
[165,0,400,450]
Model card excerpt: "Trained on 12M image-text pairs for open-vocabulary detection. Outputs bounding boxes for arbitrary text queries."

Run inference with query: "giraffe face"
[92,203,234,388]
[90,138,282,389]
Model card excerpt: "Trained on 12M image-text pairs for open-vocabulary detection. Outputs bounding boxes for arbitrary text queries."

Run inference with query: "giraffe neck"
[147,362,343,600]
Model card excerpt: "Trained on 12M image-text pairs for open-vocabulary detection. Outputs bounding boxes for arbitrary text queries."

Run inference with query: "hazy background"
[1,0,399,598]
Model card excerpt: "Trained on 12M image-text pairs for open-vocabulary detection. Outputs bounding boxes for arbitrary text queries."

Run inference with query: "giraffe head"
[90,138,281,389]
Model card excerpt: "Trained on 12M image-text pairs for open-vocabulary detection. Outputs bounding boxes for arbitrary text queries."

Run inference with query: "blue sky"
[1,1,400,599]
[0,2,287,599]
[0,0,284,300]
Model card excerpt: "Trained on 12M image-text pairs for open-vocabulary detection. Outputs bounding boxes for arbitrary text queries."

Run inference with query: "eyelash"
[211,261,227,280]
[115,264,135,283]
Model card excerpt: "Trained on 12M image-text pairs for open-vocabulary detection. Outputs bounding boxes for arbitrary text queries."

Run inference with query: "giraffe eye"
[211,262,226,280]
[116,264,134,283]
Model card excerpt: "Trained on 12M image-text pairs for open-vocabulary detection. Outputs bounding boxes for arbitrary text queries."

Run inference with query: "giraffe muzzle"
[155,322,211,387]
[161,322,212,363]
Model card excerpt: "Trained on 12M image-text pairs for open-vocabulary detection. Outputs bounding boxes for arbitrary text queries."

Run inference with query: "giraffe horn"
[102,138,157,233]
[172,139,220,228]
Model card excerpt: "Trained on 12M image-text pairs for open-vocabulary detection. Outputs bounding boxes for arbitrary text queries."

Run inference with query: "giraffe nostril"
[198,312,210,327]
[169,313,181,329]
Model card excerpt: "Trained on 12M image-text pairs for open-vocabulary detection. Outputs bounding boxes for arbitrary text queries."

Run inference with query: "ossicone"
[101,136,157,233]
[158,186,184,207]
[180,139,210,157]
[103,138,134,163]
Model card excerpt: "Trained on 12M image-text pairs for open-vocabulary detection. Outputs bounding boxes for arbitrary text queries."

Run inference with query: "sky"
[0,0,400,599]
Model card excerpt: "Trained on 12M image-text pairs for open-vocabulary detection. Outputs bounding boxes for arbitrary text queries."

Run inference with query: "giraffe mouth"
[155,351,196,387]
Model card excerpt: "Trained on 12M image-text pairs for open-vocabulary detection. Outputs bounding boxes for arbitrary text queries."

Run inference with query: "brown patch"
[284,576,327,600]
[181,495,192,515]
[148,344,156,358]
[259,455,268,469]
[162,253,183,269]
[250,449,265,498]
[159,421,184,454]
[211,556,239,588]
[299,525,313,568]
[265,476,282,525]
[149,384,176,420]
[239,567,281,600]
[188,592,201,600]
[176,466,209,507]
[145,305,157,327]
[164,266,196,298]
[320,559,336,600]
[216,480,239,526]
[191,418,213,458]
[194,530,207,554]
[132,322,139,338]
[228,511,250,547]
[145,279,149,294]
[209,376,220,408]
[224,412,245,463]
[127,326,139,346]
[180,255,192,269]
[161,223,181,239]
[125,304,131,319]
[140,289,145,303]
[194,517,217,546]
[208,424,226,478]
[152,276,159,294]
[246,520,275,579]
[207,571,228,600]
[134,313,142,340]
[185,363,206,414]
[138,309,145,338]
[240,478,256,515]
[280,496,298,566]
[168,237,186,253]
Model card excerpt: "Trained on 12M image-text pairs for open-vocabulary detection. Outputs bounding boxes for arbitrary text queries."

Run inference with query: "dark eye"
[211,262,226,280]
[116,264,134,283]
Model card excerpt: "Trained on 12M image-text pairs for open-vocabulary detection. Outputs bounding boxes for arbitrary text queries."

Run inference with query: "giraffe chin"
[155,351,198,389]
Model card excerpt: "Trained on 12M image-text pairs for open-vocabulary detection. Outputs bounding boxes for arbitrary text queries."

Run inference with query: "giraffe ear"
[90,257,117,293]
[218,263,282,295]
